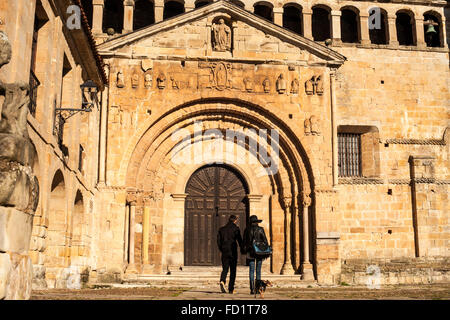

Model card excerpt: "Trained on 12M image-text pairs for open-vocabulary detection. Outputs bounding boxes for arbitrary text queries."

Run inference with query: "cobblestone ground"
[31,284,450,300]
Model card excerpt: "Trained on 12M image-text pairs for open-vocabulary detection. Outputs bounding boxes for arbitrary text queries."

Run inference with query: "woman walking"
[242,215,270,295]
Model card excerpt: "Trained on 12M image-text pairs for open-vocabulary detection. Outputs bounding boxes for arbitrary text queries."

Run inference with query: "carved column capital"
[302,193,311,207]
[282,196,292,211]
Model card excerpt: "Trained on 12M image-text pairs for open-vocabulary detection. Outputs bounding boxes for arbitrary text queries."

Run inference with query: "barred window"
[338,133,362,177]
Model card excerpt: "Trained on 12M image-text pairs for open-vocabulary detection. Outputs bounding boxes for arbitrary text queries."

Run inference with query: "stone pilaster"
[415,17,426,49]
[387,16,399,46]
[123,0,135,33]
[273,8,283,27]
[302,9,313,39]
[360,14,371,45]
[92,0,104,34]
[331,10,341,45]
[154,0,164,23]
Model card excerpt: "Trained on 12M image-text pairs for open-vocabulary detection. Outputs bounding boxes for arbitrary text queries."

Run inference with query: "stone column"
[141,202,151,272]
[123,0,135,33]
[273,7,283,27]
[330,69,338,186]
[185,0,195,12]
[125,201,137,273]
[360,14,371,45]
[331,10,341,44]
[92,0,104,34]
[280,196,295,275]
[123,204,130,264]
[303,9,313,39]
[98,64,109,186]
[301,193,314,280]
[154,0,164,23]
[415,17,426,48]
[387,16,399,46]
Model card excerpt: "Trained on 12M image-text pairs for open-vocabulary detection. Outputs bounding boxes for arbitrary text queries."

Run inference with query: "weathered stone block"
[0,207,33,254]
[0,134,36,166]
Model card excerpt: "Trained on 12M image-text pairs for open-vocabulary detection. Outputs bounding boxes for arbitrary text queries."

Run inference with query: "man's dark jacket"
[217,221,243,259]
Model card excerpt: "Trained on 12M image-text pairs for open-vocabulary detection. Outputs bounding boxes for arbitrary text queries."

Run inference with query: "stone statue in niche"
[276,74,287,94]
[290,78,299,94]
[144,74,152,88]
[131,73,139,88]
[170,76,180,89]
[208,62,232,91]
[262,78,270,93]
[116,71,125,88]
[315,75,324,95]
[212,19,231,52]
[243,77,253,92]
[305,77,314,95]
[304,116,320,136]
[157,73,166,89]
[305,75,324,95]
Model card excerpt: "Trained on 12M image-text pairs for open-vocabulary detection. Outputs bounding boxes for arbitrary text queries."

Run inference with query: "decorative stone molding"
[385,138,446,146]
[338,177,384,185]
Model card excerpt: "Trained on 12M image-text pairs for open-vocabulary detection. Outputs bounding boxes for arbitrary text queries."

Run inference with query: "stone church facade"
[1,0,449,293]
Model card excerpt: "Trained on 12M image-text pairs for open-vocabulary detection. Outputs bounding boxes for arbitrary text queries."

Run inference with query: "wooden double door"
[184,165,248,266]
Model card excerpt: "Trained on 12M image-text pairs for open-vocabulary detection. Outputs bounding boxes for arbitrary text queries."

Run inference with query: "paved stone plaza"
[30,283,450,300]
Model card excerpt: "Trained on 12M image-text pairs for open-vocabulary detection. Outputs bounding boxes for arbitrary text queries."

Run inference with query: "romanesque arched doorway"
[184,164,249,266]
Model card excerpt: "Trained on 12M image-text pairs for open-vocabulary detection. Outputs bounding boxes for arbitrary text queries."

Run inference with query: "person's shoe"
[219,281,226,293]
[229,290,235,294]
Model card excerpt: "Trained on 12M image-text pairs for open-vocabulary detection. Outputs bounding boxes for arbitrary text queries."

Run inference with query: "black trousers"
[220,255,237,291]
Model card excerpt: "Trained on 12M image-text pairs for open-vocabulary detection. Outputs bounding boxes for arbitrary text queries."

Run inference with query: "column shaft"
[303,11,313,39]
[92,0,104,34]
[388,16,399,45]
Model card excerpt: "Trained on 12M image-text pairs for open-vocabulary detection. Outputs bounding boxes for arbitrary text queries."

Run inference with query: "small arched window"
[396,11,415,46]
[134,0,155,30]
[423,12,443,47]
[254,2,274,22]
[283,4,303,36]
[368,7,388,45]
[312,6,331,41]
[163,0,185,20]
[103,0,124,34]
[195,0,211,8]
[340,7,360,43]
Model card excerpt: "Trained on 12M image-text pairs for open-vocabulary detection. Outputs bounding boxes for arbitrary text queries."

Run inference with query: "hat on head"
[249,215,262,223]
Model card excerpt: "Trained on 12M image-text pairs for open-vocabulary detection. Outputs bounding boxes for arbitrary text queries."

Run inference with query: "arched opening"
[369,7,388,45]
[229,0,245,8]
[396,10,415,46]
[72,190,84,250]
[163,0,185,20]
[312,6,331,41]
[254,2,274,22]
[340,7,360,43]
[283,4,303,36]
[103,0,124,34]
[46,170,67,284]
[134,0,155,30]
[184,164,249,266]
[423,12,443,47]
[80,0,93,28]
[195,0,211,8]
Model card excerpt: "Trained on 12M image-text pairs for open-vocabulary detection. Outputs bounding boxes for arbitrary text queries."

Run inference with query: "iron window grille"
[338,133,362,177]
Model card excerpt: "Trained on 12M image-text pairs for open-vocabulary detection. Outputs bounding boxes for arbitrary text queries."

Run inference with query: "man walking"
[217,215,243,294]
